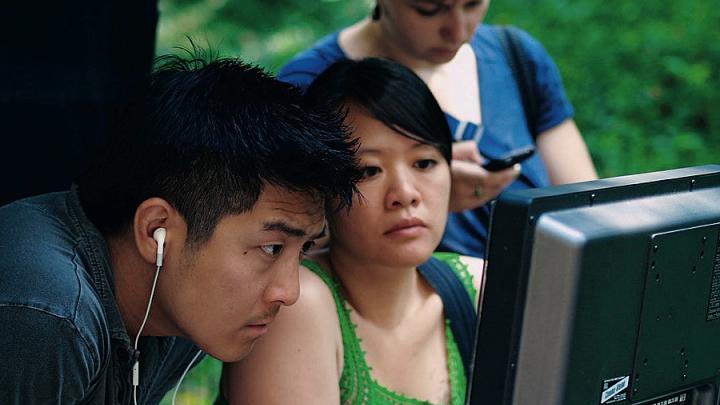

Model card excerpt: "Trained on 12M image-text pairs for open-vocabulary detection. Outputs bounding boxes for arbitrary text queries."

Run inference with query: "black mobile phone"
[481,145,535,172]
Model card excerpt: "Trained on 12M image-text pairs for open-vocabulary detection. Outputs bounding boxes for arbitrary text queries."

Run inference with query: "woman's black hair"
[304,57,452,163]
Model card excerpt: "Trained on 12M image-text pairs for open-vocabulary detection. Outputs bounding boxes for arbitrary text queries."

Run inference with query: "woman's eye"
[260,244,283,257]
[301,240,316,254]
[361,166,381,179]
[464,0,482,9]
[415,159,438,170]
[415,6,442,17]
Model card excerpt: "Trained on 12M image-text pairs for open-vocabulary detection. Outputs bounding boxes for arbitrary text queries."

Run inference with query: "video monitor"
[467,165,720,405]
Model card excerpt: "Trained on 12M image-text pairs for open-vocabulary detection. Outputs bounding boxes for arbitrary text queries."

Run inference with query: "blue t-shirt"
[279,24,574,257]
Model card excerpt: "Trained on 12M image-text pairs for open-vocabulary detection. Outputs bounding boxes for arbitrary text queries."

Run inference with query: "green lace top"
[302,252,477,405]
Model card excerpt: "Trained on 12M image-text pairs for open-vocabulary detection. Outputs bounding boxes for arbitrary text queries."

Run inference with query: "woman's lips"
[385,217,426,237]
[429,47,460,60]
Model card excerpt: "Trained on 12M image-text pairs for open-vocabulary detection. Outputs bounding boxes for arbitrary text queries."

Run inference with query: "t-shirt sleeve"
[515,29,575,134]
[0,306,101,404]
[277,54,327,90]
[277,34,346,90]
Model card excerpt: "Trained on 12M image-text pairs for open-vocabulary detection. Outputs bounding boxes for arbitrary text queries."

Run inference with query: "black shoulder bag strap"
[496,25,539,138]
[418,256,478,377]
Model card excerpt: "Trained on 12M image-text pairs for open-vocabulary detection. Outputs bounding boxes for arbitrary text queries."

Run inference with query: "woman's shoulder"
[299,258,341,309]
[277,31,348,88]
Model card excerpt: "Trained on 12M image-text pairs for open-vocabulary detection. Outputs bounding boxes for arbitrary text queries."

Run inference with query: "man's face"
[156,184,325,362]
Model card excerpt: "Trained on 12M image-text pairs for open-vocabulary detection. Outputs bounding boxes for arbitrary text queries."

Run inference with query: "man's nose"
[266,259,301,307]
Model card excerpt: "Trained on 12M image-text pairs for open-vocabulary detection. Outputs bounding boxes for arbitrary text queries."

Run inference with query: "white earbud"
[153,227,166,267]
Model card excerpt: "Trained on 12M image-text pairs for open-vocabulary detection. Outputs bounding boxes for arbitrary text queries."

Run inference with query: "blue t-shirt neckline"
[320,32,485,144]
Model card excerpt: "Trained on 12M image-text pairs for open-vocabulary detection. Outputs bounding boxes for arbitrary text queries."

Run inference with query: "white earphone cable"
[132,263,162,405]
[171,349,205,405]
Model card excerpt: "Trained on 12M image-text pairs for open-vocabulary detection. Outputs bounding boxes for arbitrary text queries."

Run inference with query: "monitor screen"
[467,165,720,405]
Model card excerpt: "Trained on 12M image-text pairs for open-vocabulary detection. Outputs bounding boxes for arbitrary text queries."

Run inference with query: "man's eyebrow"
[262,221,307,238]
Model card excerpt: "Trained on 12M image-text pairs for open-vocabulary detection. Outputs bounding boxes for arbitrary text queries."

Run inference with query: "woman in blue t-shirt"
[278,0,598,258]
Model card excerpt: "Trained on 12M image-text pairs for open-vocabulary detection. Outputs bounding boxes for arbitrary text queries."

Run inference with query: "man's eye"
[361,166,381,179]
[260,244,283,257]
[415,159,438,170]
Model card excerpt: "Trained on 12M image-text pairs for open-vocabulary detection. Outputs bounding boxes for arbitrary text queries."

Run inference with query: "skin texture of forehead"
[258,186,326,232]
[263,194,325,219]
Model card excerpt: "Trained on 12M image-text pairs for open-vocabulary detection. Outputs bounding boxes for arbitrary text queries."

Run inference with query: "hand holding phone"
[481,145,535,172]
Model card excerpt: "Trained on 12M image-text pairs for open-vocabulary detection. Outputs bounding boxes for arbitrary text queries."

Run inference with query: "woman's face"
[329,105,451,268]
[378,0,489,65]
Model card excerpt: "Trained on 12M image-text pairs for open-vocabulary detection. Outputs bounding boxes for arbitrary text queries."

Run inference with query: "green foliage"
[488,0,720,176]
[155,2,718,397]
[159,356,221,405]
[157,0,371,72]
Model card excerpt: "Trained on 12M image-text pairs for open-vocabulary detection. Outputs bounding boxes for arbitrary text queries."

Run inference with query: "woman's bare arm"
[223,266,343,404]
[536,119,598,185]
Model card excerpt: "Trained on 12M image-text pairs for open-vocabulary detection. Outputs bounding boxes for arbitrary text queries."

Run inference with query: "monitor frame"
[467,165,720,405]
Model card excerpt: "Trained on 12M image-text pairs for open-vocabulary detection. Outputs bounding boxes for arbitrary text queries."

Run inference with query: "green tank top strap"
[431,252,478,302]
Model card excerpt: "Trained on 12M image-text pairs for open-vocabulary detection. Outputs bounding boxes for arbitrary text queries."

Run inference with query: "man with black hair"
[0,54,362,404]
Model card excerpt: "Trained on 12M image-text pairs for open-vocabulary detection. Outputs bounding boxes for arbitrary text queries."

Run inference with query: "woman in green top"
[220,57,484,405]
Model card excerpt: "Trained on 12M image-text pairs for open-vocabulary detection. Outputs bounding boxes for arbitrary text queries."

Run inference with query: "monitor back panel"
[513,190,720,405]
[468,165,720,405]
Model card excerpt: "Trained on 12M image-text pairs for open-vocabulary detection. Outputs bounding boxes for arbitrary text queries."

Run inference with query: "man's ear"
[133,198,182,266]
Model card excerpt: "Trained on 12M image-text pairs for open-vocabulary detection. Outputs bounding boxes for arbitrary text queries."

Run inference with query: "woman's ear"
[133,198,177,266]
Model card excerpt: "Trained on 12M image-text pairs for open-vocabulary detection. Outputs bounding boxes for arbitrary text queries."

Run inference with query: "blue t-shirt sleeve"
[277,33,347,90]
[0,306,101,403]
[513,28,575,134]
[277,54,326,89]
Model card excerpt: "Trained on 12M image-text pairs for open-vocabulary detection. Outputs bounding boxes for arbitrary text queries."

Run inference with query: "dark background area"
[0,1,158,206]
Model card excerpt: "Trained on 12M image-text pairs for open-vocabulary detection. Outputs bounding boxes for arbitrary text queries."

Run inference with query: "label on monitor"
[601,376,629,404]
[641,389,691,405]
[707,231,720,321]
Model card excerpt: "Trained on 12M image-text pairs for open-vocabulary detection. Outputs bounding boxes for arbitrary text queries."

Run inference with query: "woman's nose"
[440,9,470,44]
[385,169,420,209]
